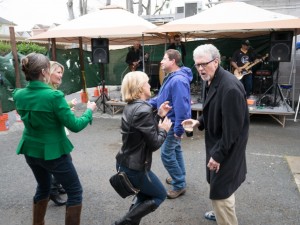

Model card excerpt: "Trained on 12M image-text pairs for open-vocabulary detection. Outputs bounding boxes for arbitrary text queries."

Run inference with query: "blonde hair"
[121,71,149,103]
[49,61,64,88]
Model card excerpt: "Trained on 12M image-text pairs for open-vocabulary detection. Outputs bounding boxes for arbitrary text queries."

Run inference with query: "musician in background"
[126,41,149,72]
[167,34,186,65]
[231,39,257,98]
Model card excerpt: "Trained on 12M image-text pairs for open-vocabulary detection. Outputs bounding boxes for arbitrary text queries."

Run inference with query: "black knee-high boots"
[113,200,158,225]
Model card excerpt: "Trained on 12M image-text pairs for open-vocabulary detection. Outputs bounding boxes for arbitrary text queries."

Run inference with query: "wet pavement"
[1,88,300,225]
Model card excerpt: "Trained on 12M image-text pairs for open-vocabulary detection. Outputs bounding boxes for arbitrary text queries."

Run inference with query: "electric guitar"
[129,60,141,71]
[234,54,269,80]
[129,51,151,71]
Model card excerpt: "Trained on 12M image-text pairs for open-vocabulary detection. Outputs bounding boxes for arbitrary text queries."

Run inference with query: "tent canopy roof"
[145,2,300,39]
[29,5,165,45]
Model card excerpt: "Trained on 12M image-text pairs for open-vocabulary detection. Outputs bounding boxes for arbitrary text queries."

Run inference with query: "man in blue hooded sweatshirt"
[148,49,193,199]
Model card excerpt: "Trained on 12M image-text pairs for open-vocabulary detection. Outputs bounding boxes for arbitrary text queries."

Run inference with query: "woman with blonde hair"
[112,71,172,225]
[49,61,77,108]
[47,61,77,206]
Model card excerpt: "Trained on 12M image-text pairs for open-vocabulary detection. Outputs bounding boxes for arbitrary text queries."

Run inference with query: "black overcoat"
[198,66,249,200]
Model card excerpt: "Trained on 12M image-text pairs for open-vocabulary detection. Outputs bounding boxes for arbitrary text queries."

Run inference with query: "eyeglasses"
[194,58,215,69]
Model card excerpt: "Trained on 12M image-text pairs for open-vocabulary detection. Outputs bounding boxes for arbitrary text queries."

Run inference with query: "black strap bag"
[109,106,140,198]
[109,171,140,198]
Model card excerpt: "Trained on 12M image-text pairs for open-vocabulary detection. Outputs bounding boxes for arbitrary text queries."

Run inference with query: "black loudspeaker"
[269,31,293,62]
[91,38,109,64]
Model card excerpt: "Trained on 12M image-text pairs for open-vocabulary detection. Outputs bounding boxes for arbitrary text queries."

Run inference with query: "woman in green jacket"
[13,53,97,225]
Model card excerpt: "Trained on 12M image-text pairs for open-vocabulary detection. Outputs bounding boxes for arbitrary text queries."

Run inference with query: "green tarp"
[0,35,271,113]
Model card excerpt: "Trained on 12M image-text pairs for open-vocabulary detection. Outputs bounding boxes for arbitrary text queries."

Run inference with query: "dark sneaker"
[166,177,172,185]
[50,194,66,206]
[167,188,186,199]
[58,185,66,194]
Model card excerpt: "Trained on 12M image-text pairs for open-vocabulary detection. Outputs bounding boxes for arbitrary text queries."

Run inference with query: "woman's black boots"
[113,200,158,225]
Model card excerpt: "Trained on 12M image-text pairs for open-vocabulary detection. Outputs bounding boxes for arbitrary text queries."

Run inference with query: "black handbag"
[110,106,140,198]
[109,171,140,198]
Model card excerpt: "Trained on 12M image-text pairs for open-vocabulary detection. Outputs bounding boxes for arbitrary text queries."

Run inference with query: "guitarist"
[231,39,257,98]
[125,41,149,72]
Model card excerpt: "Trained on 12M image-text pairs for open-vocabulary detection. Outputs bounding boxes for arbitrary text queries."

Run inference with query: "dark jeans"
[25,154,82,206]
[241,74,253,97]
[160,128,186,191]
[117,164,167,206]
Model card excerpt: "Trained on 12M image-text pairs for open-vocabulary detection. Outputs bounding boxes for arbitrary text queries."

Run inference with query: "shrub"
[0,41,47,56]
[17,42,47,55]
[0,41,11,56]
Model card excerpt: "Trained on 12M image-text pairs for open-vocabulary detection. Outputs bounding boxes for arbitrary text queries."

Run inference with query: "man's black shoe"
[50,194,66,206]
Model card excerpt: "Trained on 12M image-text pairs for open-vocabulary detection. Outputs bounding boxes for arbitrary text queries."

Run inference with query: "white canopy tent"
[145,2,300,39]
[29,5,166,102]
[145,2,300,109]
[29,5,165,45]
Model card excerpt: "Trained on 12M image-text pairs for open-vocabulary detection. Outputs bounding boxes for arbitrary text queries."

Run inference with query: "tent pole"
[292,29,297,109]
[165,32,168,51]
[51,38,57,61]
[9,26,21,88]
[78,37,88,103]
[142,34,145,72]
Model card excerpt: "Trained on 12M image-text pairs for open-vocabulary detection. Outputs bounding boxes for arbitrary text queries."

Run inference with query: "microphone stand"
[95,63,110,113]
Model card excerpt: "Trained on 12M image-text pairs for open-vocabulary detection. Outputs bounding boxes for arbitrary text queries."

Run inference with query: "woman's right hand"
[158,116,172,132]
[71,98,78,106]
[87,101,97,112]
[157,101,172,118]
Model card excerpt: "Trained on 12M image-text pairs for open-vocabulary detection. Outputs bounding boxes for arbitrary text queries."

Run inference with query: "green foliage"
[17,42,47,55]
[0,41,11,56]
[0,41,47,56]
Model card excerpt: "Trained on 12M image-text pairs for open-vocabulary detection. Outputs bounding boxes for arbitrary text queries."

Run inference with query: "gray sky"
[0,0,122,31]
[0,0,210,31]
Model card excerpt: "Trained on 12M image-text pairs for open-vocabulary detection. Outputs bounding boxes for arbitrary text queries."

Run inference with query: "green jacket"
[13,81,93,160]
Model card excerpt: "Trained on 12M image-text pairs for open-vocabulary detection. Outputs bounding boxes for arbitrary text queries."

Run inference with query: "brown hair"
[165,49,182,66]
[21,53,50,81]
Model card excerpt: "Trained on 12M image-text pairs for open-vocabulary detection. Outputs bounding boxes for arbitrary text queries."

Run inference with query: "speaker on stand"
[92,38,109,64]
[258,31,293,110]
[92,38,110,113]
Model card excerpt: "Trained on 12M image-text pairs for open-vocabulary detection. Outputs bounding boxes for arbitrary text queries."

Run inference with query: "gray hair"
[193,44,221,62]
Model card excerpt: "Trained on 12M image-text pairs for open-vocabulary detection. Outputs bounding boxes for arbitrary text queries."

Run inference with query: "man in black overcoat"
[182,44,249,225]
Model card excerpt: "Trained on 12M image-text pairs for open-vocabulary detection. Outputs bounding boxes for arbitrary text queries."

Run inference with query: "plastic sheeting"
[0,36,271,113]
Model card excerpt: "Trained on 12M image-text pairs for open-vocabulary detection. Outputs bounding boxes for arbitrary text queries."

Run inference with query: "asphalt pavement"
[1,90,300,225]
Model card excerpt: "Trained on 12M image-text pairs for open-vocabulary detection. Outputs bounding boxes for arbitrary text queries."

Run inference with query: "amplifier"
[253,75,273,94]
[255,70,271,76]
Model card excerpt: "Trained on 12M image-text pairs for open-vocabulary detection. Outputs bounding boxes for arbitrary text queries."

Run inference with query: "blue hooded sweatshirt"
[148,66,193,137]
